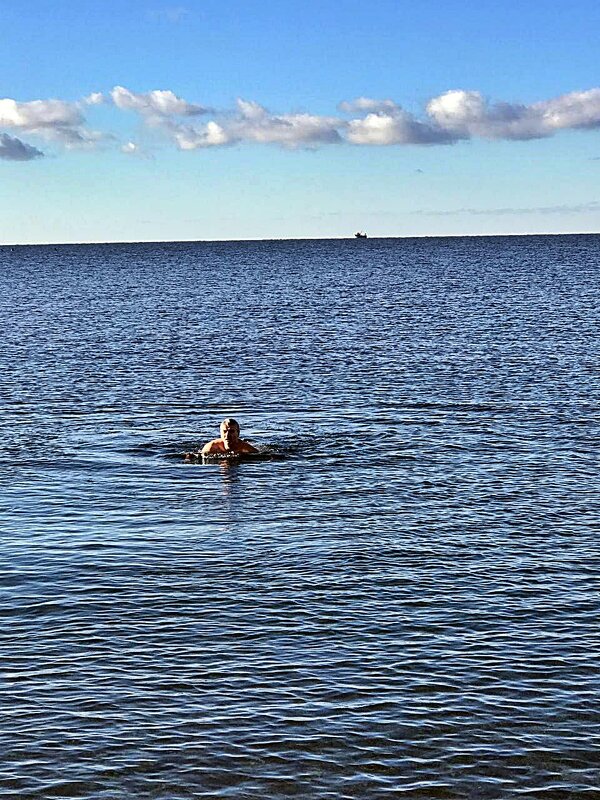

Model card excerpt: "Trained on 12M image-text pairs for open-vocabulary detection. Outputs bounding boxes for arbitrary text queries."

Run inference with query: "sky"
[1,0,599,243]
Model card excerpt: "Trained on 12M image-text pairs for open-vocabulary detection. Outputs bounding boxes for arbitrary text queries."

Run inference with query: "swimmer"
[185,418,258,460]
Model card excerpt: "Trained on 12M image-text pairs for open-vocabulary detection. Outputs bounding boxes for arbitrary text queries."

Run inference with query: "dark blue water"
[2,235,600,798]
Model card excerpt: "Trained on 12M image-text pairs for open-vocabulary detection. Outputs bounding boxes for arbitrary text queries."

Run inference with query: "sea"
[1,235,599,799]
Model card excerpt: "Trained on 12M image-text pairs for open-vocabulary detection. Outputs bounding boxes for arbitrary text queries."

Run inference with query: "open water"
[1,235,600,799]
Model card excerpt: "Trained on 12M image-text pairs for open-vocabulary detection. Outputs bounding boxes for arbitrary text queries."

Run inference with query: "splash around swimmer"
[185,418,258,461]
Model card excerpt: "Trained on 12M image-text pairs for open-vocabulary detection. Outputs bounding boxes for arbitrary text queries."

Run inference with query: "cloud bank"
[2,85,600,159]
[412,201,600,217]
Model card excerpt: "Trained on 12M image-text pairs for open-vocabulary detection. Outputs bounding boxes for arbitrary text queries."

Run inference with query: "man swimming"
[199,418,258,457]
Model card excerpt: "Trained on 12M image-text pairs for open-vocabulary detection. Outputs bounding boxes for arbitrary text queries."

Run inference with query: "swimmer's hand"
[184,451,200,462]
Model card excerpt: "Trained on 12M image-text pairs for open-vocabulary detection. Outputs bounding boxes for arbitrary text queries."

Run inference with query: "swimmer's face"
[220,419,240,449]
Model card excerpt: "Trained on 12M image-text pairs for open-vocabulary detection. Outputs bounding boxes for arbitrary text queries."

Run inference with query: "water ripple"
[1,236,600,797]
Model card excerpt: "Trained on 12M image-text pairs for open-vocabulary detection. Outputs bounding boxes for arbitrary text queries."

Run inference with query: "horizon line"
[1,230,599,247]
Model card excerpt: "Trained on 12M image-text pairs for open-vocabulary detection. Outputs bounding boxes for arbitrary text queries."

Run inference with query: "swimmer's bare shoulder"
[200,438,258,456]
[200,438,225,456]
[237,439,259,454]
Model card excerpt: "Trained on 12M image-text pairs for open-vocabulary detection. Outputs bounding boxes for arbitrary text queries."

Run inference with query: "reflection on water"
[1,236,600,798]
[217,458,240,503]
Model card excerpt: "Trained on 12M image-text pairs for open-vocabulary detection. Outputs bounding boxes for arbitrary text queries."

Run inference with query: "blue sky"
[1,0,599,243]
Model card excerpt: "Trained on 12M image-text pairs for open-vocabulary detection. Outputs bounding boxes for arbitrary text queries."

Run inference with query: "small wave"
[124,434,337,463]
[184,446,287,464]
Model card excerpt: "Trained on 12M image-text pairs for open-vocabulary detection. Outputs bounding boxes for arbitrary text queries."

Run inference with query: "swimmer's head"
[220,418,240,448]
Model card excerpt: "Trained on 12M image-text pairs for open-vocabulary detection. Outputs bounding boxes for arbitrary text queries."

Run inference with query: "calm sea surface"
[1,235,600,799]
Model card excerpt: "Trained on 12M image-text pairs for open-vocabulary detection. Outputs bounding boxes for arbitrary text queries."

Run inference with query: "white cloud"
[110,86,206,117]
[236,98,268,121]
[427,90,483,129]
[426,87,600,140]
[426,90,541,139]
[0,132,44,160]
[339,97,398,114]
[232,100,342,147]
[84,92,105,106]
[0,97,83,129]
[172,121,233,149]
[537,87,600,131]
[164,99,342,150]
[0,96,107,148]
[347,106,454,145]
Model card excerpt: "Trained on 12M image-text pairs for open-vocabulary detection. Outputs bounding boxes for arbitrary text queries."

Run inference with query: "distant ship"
[355,231,367,238]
